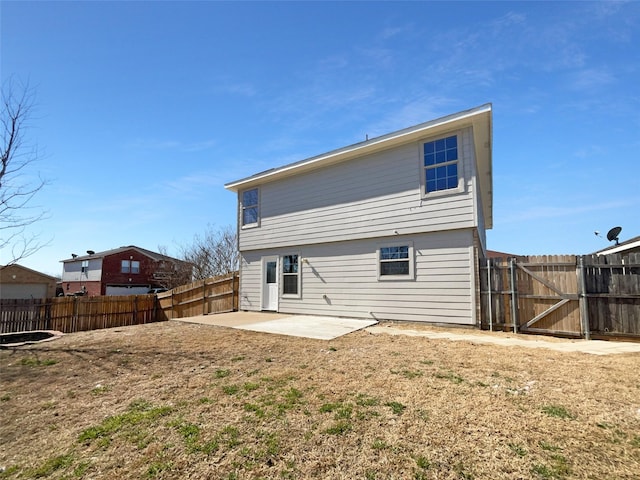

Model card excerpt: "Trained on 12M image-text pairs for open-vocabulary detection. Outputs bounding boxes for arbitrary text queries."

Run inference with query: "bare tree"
[1,79,48,264]
[154,245,194,289]
[179,225,238,280]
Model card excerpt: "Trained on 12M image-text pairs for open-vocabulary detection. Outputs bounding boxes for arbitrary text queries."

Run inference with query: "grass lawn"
[1,320,639,479]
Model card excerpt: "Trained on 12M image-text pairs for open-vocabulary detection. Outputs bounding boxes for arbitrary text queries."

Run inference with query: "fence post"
[578,255,591,340]
[487,258,493,331]
[203,279,207,316]
[509,257,519,334]
[232,273,237,311]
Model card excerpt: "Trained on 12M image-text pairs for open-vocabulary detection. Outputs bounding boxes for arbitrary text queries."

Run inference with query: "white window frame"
[241,187,260,228]
[420,131,464,199]
[121,260,130,274]
[377,242,415,281]
[131,260,140,274]
[281,253,301,298]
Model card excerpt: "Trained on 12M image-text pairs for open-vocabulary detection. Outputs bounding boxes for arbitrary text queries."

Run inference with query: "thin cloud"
[569,68,615,91]
[126,138,216,152]
[500,199,634,224]
[212,82,257,97]
[364,95,459,138]
[573,145,606,159]
[379,25,409,40]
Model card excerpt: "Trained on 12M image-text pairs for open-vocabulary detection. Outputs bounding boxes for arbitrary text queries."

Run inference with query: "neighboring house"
[0,264,57,299]
[225,104,493,325]
[60,246,191,296]
[485,250,522,259]
[594,235,640,258]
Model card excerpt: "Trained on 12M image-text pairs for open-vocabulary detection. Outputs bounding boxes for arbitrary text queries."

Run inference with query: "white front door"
[261,256,278,311]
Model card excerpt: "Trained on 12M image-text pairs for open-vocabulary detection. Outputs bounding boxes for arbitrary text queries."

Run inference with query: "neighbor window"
[242,188,259,227]
[121,260,140,274]
[424,135,459,193]
[378,243,414,280]
[81,260,89,273]
[282,254,299,295]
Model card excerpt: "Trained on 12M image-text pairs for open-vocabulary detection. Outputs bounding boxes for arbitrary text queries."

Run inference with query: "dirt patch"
[1,321,639,479]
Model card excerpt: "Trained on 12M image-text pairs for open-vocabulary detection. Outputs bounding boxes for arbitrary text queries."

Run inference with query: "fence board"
[1,295,162,334]
[480,254,640,340]
[158,272,239,320]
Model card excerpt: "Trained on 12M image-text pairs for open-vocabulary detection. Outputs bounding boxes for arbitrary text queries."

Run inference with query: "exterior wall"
[239,229,476,325]
[100,249,157,295]
[239,127,479,252]
[62,281,101,296]
[0,265,57,299]
[62,258,103,282]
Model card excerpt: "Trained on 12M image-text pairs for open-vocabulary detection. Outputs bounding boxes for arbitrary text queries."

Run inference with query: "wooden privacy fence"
[158,272,239,319]
[1,295,160,334]
[480,253,640,340]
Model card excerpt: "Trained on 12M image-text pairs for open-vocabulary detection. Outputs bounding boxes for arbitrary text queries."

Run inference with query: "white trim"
[377,241,415,281]
[240,187,260,229]
[469,244,478,326]
[225,104,492,191]
[596,238,640,256]
[419,130,465,199]
[261,256,279,311]
[281,253,302,298]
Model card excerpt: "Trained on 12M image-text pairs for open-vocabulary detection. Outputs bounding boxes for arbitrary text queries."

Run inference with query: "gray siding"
[239,230,475,325]
[239,127,479,251]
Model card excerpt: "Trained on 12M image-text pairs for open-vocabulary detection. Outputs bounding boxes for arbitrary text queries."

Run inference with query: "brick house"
[60,246,191,296]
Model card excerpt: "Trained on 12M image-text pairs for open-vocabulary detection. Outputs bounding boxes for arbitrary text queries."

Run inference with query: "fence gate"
[481,255,584,337]
[481,253,640,340]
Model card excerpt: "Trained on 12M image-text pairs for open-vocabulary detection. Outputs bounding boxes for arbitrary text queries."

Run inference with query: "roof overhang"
[595,236,640,256]
[225,103,493,228]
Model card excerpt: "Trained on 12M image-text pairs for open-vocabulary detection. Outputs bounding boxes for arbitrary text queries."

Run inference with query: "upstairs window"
[121,260,140,274]
[424,135,459,193]
[81,260,89,273]
[242,188,259,227]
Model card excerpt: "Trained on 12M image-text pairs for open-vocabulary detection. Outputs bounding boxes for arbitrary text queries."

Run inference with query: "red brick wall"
[100,249,158,294]
[63,281,101,296]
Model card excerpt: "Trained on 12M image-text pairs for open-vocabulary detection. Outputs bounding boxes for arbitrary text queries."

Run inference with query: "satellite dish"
[606,226,622,245]
[87,250,95,255]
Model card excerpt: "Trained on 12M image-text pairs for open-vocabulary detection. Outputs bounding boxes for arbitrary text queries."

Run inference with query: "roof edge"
[225,103,492,191]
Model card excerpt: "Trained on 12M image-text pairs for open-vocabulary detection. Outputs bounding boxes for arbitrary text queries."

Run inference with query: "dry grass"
[1,321,639,479]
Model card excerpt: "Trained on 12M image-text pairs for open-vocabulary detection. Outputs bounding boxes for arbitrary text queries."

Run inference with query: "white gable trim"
[225,104,491,189]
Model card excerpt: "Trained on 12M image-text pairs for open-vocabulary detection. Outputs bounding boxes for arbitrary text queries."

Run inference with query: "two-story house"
[60,246,191,296]
[225,104,493,326]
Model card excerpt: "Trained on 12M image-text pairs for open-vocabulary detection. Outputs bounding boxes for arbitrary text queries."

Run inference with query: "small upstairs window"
[122,260,140,274]
[242,188,259,227]
[424,135,459,194]
[81,260,89,273]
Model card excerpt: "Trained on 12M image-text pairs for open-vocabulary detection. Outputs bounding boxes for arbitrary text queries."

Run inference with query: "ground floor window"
[282,254,299,295]
[378,243,415,280]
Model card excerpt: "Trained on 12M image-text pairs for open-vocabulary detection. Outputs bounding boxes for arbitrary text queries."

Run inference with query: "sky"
[1,1,639,277]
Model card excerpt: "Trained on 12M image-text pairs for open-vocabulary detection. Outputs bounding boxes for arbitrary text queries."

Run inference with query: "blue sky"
[1,1,639,277]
